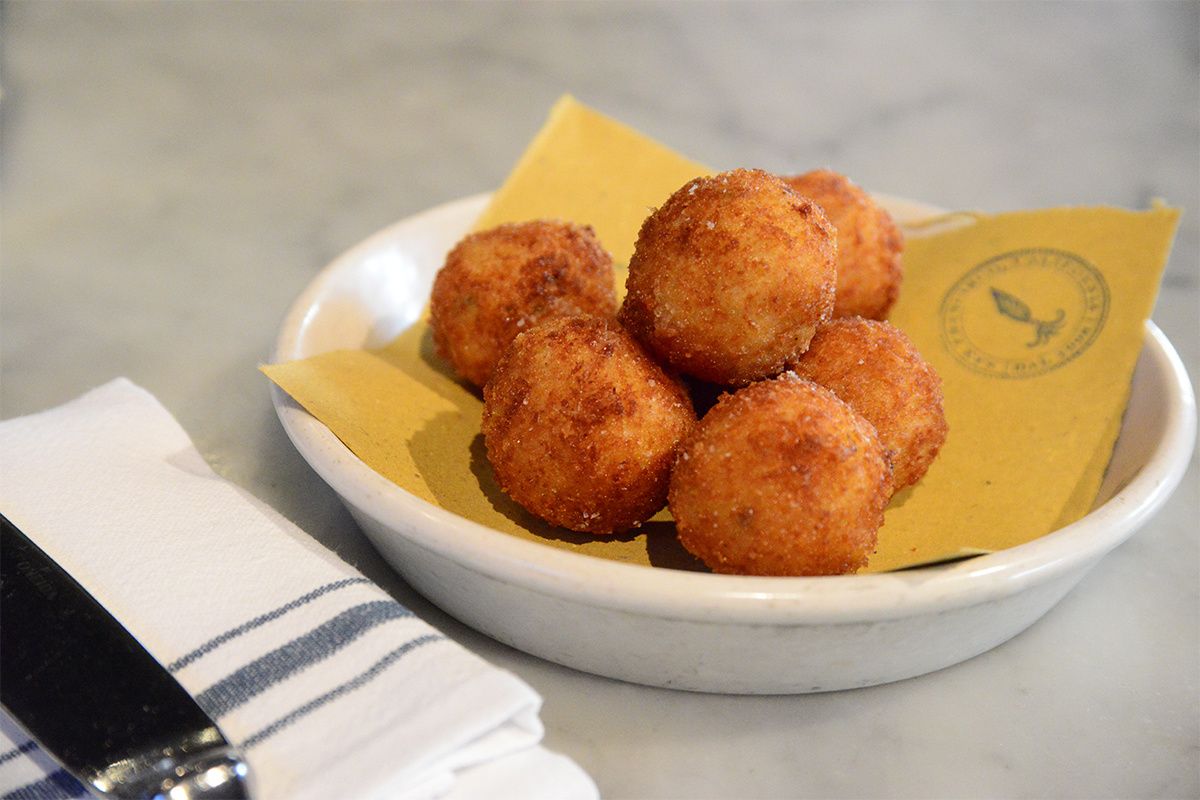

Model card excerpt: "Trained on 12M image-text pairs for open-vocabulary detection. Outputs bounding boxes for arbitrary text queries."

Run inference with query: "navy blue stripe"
[241,634,444,749]
[0,740,38,767]
[195,600,413,718]
[168,577,372,672]
[1,769,89,800]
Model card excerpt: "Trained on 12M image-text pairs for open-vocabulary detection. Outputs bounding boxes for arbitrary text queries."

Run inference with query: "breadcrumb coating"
[790,317,947,491]
[430,220,617,388]
[483,316,696,534]
[620,169,836,386]
[669,374,892,576]
[782,169,903,321]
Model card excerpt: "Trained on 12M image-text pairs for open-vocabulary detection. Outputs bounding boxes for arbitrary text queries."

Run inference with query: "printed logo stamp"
[940,248,1109,379]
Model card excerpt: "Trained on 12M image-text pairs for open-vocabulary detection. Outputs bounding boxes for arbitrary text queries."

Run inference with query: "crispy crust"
[430,220,617,388]
[789,317,947,491]
[619,169,836,386]
[482,316,696,534]
[781,169,904,320]
[668,374,892,576]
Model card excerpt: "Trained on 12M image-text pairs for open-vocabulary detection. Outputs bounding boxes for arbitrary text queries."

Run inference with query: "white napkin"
[0,379,597,800]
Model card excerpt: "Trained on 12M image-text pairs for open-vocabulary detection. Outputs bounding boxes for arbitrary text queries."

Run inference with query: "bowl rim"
[269,193,1197,625]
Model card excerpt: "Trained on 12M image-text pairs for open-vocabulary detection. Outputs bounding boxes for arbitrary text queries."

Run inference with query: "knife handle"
[93,744,250,800]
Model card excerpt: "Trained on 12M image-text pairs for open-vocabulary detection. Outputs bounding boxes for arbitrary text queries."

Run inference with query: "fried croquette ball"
[429,220,618,388]
[619,168,837,386]
[789,317,947,492]
[781,169,904,320]
[668,374,892,576]
[482,316,696,534]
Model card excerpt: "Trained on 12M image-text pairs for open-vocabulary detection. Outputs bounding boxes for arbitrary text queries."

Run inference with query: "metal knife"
[0,514,251,799]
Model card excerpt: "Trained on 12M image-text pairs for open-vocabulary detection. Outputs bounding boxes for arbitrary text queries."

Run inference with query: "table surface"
[3,3,1197,798]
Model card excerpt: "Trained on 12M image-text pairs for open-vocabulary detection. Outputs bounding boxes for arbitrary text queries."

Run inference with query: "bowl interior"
[271,194,1195,621]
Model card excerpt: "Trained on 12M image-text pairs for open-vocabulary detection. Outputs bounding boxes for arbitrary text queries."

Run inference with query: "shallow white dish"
[270,193,1195,693]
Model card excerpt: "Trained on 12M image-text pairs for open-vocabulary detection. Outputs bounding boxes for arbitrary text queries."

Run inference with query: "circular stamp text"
[939,249,1109,379]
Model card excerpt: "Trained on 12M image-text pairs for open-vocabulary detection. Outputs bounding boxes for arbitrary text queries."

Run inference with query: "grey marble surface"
[2,2,1197,798]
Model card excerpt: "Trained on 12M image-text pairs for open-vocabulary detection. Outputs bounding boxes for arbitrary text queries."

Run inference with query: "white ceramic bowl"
[270,194,1196,693]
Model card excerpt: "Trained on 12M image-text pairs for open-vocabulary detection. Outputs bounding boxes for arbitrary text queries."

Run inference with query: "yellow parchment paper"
[878,206,1178,568]
[263,96,1179,573]
[471,95,709,266]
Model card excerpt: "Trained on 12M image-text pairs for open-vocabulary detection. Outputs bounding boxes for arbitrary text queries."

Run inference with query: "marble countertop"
[3,3,1196,798]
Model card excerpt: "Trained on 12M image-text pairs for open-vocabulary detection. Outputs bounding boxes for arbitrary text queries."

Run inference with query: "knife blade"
[0,514,251,799]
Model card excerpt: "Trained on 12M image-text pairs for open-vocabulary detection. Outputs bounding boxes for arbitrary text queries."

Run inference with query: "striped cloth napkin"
[0,379,597,800]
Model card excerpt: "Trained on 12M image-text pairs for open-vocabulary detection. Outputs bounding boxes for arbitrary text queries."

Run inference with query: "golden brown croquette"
[482,316,696,534]
[619,169,837,386]
[668,374,892,576]
[781,169,904,321]
[789,317,947,492]
[430,220,617,388]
